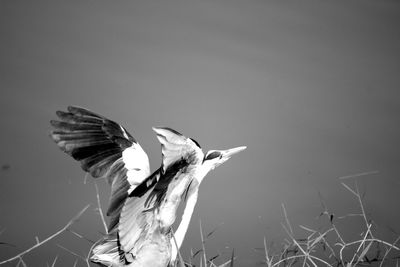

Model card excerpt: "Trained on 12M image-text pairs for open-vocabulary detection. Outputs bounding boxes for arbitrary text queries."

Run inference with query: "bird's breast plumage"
[157,170,196,228]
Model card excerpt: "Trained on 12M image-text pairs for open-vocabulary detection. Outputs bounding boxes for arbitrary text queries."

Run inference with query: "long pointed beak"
[221,146,247,158]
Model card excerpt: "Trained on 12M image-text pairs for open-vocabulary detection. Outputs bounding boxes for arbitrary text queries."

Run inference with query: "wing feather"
[50,106,150,233]
[50,120,102,132]
[55,110,103,124]
[67,105,103,118]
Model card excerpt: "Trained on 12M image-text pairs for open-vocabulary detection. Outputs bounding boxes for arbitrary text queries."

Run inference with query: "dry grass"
[178,175,400,267]
[255,179,400,267]
[1,176,399,266]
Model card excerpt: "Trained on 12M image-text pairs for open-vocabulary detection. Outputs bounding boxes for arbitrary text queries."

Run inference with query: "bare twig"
[16,257,27,267]
[282,203,293,235]
[340,238,400,254]
[50,255,58,267]
[354,182,373,238]
[170,229,185,267]
[272,254,333,267]
[56,243,86,261]
[282,223,317,267]
[380,235,400,267]
[317,191,345,246]
[94,182,108,234]
[229,248,234,267]
[264,236,273,266]
[350,223,372,265]
[199,220,207,266]
[218,255,236,267]
[83,173,90,184]
[66,228,95,244]
[86,240,99,267]
[338,170,379,180]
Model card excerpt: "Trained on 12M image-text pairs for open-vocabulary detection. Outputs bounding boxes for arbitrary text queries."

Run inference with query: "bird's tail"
[90,230,122,267]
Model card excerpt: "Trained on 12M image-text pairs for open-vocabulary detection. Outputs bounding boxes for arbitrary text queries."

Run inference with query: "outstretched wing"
[50,106,150,231]
[118,127,203,259]
[146,127,202,205]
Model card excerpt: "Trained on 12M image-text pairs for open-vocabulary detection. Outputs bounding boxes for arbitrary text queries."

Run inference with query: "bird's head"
[197,146,247,182]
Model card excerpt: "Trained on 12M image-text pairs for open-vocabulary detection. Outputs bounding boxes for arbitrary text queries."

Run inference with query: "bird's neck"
[195,163,214,184]
[171,188,199,262]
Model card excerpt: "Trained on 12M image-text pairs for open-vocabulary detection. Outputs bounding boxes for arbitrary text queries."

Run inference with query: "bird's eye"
[205,151,221,160]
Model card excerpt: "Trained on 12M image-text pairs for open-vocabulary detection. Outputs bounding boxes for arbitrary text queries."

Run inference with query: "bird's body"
[50,106,245,266]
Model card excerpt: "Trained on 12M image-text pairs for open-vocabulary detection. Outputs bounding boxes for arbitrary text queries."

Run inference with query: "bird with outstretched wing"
[50,106,246,266]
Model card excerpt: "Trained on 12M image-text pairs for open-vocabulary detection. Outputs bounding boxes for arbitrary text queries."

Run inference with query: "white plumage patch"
[122,143,150,194]
[119,124,130,140]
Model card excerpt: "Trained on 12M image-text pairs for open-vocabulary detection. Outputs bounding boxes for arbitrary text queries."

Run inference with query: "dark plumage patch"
[128,168,161,198]
[103,120,136,145]
[182,179,194,202]
[70,143,119,161]
[55,110,102,124]
[156,127,183,136]
[189,138,201,149]
[67,106,102,118]
[143,158,188,209]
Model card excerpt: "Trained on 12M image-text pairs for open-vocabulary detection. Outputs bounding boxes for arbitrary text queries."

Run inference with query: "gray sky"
[1,1,400,266]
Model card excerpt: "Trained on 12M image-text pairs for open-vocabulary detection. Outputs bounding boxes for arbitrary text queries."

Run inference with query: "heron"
[50,106,246,266]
